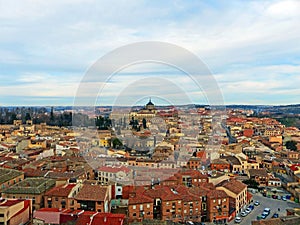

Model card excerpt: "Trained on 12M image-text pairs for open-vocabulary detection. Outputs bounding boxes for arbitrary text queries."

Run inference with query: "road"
[228,192,300,225]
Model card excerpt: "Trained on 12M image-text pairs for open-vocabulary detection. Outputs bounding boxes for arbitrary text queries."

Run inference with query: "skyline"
[1,0,300,106]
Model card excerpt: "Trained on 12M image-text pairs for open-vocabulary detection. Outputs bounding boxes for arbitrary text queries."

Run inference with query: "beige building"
[0,199,32,225]
[216,179,247,214]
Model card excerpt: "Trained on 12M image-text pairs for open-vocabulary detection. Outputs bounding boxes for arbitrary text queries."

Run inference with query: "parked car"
[264,208,271,215]
[272,213,279,218]
[261,213,268,219]
[254,201,260,206]
[235,217,242,223]
[257,215,263,220]
[249,205,254,210]
[282,196,287,201]
[241,211,247,217]
[245,208,252,214]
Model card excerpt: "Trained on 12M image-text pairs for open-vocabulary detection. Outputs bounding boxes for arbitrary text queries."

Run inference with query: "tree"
[112,138,123,149]
[25,112,31,121]
[242,179,259,189]
[142,118,147,129]
[286,140,297,151]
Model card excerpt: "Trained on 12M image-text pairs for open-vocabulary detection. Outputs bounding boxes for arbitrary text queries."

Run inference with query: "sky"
[0,0,300,106]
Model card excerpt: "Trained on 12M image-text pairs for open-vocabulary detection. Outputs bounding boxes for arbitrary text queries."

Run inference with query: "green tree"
[112,138,123,149]
[25,112,31,121]
[142,118,147,129]
[286,140,297,151]
[242,179,259,189]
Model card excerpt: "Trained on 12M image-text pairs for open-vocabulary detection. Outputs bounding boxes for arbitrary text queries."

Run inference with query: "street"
[228,192,300,225]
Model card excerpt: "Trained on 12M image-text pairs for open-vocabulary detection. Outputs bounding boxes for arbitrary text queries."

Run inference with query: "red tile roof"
[76,212,125,225]
[216,179,247,195]
[75,184,108,201]
[98,165,131,173]
[45,183,77,197]
[208,189,228,199]
[0,199,23,207]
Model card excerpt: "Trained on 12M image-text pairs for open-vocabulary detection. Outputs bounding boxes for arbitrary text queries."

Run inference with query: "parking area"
[228,192,300,224]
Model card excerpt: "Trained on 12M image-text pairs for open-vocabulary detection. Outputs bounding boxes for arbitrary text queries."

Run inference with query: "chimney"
[129,192,136,198]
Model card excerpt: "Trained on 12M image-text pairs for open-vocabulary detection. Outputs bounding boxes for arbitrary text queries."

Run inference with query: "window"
[139,205,143,210]
[147,204,150,208]
[132,205,136,209]
[55,197,58,201]
[223,198,226,202]
[213,199,216,203]
[133,213,136,217]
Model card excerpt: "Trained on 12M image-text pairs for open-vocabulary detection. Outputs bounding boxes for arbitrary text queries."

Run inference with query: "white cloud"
[0,0,299,105]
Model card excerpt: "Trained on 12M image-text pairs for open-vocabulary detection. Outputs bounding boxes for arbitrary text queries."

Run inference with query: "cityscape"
[1,1,300,225]
[1,101,300,225]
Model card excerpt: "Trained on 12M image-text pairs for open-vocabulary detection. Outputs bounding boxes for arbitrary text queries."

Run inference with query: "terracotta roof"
[75,184,108,201]
[45,183,76,197]
[216,179,247,195]
[189,186,211,196]
[208,189,228,199]
[249,168,268,177]
[211,158,230,165]
[0,199,23,207]
[129,192,153,204]
[289,164,300,172]
[222,156,241,165]
[97,165,131,173]
[76,212,125,225]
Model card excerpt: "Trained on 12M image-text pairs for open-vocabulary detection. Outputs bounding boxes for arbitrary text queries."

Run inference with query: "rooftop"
[45,183,77,197]
[2,177,55,194]
[249,168,268,177]
[217,179,247,195]
[75,184,108,201]
[0,168,24,184]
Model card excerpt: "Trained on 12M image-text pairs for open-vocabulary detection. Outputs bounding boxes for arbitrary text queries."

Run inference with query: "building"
[207,190,229,223]
[0,199,32,225]
[44,183,81,209]
[174,170,209,187]
[128,191,154,222]
[221,156,242,174]
[33,208,125,225]
[97,166,131,185]
[75,184,111,213]
[210,159,230,172]
[187,157,202,169]
[1,178,55,210]
[248,169,269,187]
[0,168,24,193]
[75,211,125,225]
[126,184,203,223]
[216,179,247,214]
